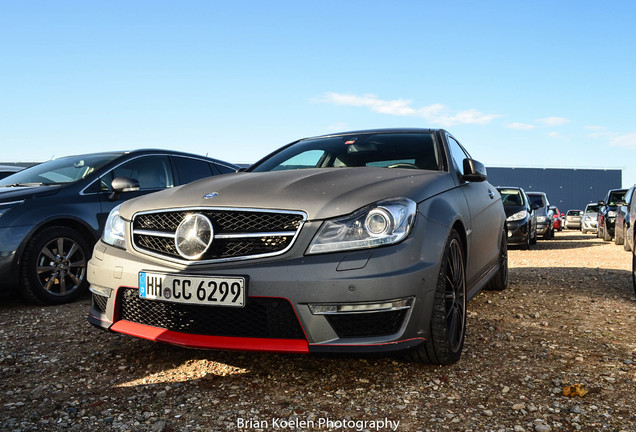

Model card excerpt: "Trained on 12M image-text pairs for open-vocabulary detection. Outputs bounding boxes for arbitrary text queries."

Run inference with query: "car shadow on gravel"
[530,235,608,250]
[509,266,634,300]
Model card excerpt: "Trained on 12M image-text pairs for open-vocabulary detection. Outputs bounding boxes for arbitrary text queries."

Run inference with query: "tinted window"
[173,157,214,184]
[102,156,174,191]
[447,136,469,175]
[585,204,599,213]
[214,163,237,174]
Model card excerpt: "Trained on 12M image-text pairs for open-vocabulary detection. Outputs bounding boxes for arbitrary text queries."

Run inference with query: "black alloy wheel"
[408,229,466,365]
[486,228,508,291]
[20,226,91,305]
[603,221,612,241]
[632,252,636,296]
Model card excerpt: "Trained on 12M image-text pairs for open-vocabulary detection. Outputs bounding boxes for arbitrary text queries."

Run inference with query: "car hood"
[0,185,62,202]
[120,168,456,220]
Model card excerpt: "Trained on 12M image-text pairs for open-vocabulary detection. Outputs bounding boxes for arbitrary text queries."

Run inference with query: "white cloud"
[609,133,636,149]
[318,92,500,127]
[585,125,606,131]
[537,116,570,126]
[548,131,564,138]
[507,122,536,130]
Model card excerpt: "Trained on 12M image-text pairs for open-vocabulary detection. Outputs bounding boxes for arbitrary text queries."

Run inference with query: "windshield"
[607,190,626,206]
[567,210,582,216]
[499,189,525,206]
[251,132,441,172]
[0,153,122,187]
[585,204,599,213]
[527,194,545,208]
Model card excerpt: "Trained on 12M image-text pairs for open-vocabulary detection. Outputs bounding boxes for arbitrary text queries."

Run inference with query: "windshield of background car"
[567,210,582,216]
[585,204,599,213]
[528,194,545,208]
[0,153,123,187]
[250,133,441,172]
[499,189,525,206]
[607,191,626,205]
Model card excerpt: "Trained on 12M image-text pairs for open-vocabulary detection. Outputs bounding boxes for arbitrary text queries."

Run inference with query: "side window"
[447,136,469,175]
[102,156,174,191]
[173,157,214,184]
[213,163,237,175]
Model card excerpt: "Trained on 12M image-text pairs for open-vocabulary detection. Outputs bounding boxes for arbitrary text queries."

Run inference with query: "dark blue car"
[0,149,237,305]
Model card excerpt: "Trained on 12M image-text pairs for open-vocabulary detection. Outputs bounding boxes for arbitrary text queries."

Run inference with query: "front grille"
[325,310,407,338]
[119,288,305,339]
[92,293,108,313]
[132,208,305,263]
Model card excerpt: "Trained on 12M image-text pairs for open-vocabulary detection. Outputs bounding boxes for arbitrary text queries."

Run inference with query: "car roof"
[305,128,443,140]
[49,149,238,168]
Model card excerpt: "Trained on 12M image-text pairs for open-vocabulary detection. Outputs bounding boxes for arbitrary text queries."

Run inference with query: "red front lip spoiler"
[111,320,310,354]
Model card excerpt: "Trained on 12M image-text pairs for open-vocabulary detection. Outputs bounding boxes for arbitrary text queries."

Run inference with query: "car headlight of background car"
[307,197,416,254]
[537,216,547,222]
[102,204,127,249]
[506,210,528,222]
[608,210,617,217]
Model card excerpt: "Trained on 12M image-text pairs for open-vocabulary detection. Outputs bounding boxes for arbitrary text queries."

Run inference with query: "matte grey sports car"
[88,128,507,364]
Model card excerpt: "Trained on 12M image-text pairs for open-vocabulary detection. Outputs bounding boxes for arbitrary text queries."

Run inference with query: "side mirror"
[598,201,605,206]
[531,203,540,211]
[462,158,487,182]
[109,176,140,201]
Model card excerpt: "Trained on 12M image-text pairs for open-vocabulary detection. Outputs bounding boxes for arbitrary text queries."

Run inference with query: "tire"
[407,229,466,365]
[615,227,623,245]
[633,252,636,296]
[603,222,612,242]
[624,227,631,251]
[20,226,91,305]
[530,228,537,245]
[485,228,508,291]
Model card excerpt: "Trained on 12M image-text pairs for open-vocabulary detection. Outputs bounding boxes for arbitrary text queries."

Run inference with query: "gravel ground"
[1,230,635,432]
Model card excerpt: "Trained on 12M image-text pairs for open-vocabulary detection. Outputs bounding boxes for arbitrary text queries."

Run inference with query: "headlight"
[307,197,417,254]
[506,210,528,222]
[0,200,24,218]
[537,216,547,222]
[608,211,617,217]
[102,204,127,249]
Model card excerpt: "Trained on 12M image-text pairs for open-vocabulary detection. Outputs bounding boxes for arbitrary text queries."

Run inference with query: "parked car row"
[2,128,509,365]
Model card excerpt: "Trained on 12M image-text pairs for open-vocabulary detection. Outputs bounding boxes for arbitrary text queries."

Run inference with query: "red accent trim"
[111,320,309,354]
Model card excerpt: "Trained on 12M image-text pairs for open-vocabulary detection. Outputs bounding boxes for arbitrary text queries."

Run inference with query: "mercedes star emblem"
[174,213,213,259]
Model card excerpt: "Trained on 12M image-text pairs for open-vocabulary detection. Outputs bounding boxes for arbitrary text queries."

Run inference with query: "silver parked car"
[87,128,507,365]
[564,209,583,230]
[581,203,599,234]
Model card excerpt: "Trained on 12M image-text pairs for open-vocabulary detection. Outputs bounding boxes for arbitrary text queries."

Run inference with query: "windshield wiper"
[0,182,63,188]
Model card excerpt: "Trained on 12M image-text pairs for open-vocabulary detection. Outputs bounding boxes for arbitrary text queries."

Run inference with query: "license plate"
[138,272,246,307]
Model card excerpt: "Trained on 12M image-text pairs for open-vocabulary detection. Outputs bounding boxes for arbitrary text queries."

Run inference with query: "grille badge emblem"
[203,192,219,199]
[174,214,213,259]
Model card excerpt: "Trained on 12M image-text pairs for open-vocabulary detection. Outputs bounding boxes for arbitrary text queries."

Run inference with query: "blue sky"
[2,1,635,187]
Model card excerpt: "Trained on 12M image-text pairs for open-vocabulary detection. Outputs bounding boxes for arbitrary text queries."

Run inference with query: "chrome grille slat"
[131,207,306,264]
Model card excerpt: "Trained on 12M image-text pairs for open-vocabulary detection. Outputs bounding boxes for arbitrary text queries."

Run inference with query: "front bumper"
[87,219,447,355]
[0,225,31,292]
[505,220,530,245]
[536,222,550,235]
